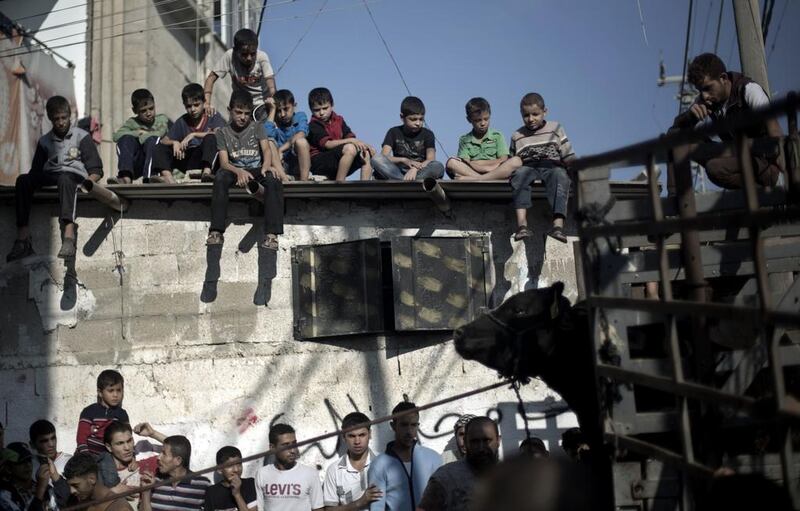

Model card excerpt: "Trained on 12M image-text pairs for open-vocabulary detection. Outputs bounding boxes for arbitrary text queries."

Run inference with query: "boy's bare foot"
[107,176,131,184]
[160,171,176,184]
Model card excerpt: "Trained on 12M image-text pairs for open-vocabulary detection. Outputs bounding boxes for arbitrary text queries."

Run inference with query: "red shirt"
[308,111,356,157]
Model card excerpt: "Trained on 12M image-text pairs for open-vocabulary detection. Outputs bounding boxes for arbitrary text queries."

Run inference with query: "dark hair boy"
[207,91,286,251]
[255,423,323,511]
[152,83,225,183]
[141,435,211,511]
[446,97,509,178]
[264,89,311,181]
[63,453,130,511]
[203,446,258,511]
[109,88,171,184]
[7,95,103,262]
[371,96,444,181]
[671,52,784,190]
[323,412,381,509]
[29,419,72,506]
[205,28,277,120]
[76,369,130,455]
[307,87,375,181]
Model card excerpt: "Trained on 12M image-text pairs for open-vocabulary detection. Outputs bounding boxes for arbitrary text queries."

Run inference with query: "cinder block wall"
[0,196,580,474]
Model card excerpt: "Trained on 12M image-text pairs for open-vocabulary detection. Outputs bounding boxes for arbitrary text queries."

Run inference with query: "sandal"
[547,226,568,243]
[260,234,279,251]
[513,225,534,241]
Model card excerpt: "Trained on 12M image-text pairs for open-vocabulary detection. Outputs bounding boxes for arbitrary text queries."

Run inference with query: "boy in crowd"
[519,437,549,459]
[77,369,129,456]
[307,88,374,182]
[205,28,276,119]
[140,435,210,511]
[6,95,103,262]
[29,420,71,506]
[371,96,444,181]
[207,91,286,250]
[671,52,784,189]
[0,442,55,511]
[264,89,311,181]
[323,412,381,510]
[63,453,131,511]
[255,424,323,511]
[203,446,257,511]
[368,401,441,511]
[440,414,475,464]
[153,83,225,183]
[418,417,501,511]
[458,93,575,243]
[97,422,160,507]
[445,98,509,178]
[109,89,171,184]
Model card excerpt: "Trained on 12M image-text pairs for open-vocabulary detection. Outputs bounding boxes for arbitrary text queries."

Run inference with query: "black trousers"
[152,134,218,174]
[16,171,84,227]
[210,169,284,235]
[116,135,159,180]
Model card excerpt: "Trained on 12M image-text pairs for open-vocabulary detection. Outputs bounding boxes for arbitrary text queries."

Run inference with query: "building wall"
[87,0,232,178]
[0,196,580,474]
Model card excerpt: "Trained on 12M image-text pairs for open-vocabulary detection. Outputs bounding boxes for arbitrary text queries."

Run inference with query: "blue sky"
[259,0,799,179]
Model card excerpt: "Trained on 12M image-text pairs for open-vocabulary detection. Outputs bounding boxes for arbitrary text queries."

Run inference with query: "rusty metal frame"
[577,92,800,508]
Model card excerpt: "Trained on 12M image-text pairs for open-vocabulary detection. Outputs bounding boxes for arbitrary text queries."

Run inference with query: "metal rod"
[422,178,453,217]
[81,179,129,212]
[607,433,715,479]
[586,296,800,327]
[597,364,758,411]
[246,180,265,202]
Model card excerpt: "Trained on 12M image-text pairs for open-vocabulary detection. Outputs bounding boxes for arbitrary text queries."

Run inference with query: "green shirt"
[112,114,170,144]
[456,128,509,161]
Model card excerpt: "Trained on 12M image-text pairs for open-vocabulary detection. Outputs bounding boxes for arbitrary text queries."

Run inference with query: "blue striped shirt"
[151,475,211,511]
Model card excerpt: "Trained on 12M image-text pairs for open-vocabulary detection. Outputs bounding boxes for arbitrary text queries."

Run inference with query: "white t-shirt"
[212,49,274,107]
[322,453,372,507]
[255,463,323,511]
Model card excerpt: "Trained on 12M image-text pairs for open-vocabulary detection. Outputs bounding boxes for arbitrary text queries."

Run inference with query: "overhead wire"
[61,379,515,511]
[360,0,450,158]
[274,0,330,75]
[712,0,724,54]
[699,0,714,52]
[678,0,695,115]
[766,0,789,62]
[635,0,649,47]
[0,0,382,61]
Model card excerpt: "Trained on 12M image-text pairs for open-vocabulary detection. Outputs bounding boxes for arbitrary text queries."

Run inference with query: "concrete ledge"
[0,180,649,202]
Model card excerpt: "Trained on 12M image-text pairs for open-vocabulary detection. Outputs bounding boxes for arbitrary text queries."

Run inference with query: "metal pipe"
[422,178,452,217]
[81,179,129,212]
[246,180,265,202]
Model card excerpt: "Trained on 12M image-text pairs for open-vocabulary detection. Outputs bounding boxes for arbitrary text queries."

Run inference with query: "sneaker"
[6,239,35,262]
[58,237,77,259]
[206,231,224,246]
[259,234,279,251]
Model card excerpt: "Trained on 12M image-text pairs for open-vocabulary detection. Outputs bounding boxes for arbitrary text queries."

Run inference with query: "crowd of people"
[6,24,782,265]
[0,369,603,511]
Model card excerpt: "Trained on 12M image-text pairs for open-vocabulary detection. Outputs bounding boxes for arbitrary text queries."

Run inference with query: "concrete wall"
[0,195,580,475]
[87,0,232,177]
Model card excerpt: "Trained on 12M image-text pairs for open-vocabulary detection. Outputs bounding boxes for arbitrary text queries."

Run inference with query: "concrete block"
[126,315,178,347]
[201,281,258,313]
[128,254,180,288]
[57,319,123,353]
[129,290,199,317]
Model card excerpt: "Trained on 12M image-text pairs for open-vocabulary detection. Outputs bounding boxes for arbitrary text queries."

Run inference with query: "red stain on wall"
[236,407,259,434]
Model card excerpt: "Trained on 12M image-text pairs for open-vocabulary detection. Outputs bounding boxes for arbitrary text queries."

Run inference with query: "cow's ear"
[550,282,564,319]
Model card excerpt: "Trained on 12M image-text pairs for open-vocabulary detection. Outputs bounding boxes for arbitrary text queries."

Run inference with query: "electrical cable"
[678,0,695,115]
[761,0,775,42]
[0,0,381,60]
[360,0,450,158]
[274,0,330,75]
[766,0,789,62]
[712,0,724,54]
[61,379,514,511]
[257,0,269,36]
[635,0,649,47]
[699,0,713,52]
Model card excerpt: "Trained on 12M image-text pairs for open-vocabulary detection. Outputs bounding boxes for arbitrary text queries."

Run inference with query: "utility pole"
[732,0,770,94]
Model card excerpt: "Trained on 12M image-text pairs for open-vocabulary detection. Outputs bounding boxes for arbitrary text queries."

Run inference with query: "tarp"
[0,15,76,186]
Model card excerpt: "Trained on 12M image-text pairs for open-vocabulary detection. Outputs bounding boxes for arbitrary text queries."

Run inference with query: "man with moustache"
[368,402,442,511]
[140,435,210,511]
[417,417,501,511]
[255,424,323,511]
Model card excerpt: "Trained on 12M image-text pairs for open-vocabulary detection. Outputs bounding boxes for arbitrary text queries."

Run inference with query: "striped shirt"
[76,403,130,454]
[510,120,575,167]
[151,475,211,511]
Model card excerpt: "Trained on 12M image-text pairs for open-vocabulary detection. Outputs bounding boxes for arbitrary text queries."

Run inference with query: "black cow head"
[454,282,569,380]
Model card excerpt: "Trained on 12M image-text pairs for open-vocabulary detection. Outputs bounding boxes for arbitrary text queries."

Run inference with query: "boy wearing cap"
[0,442,55,511]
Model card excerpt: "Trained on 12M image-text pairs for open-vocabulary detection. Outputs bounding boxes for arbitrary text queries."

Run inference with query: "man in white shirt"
[256,423,324,511]
[671,52,785,190]
[323,413,382,510]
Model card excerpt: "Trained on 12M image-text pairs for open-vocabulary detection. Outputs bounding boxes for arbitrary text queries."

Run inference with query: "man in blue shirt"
[368,402,442,511]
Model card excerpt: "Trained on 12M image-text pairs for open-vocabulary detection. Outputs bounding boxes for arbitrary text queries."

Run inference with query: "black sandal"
[547,226,568,243]
[514,225,534,241]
